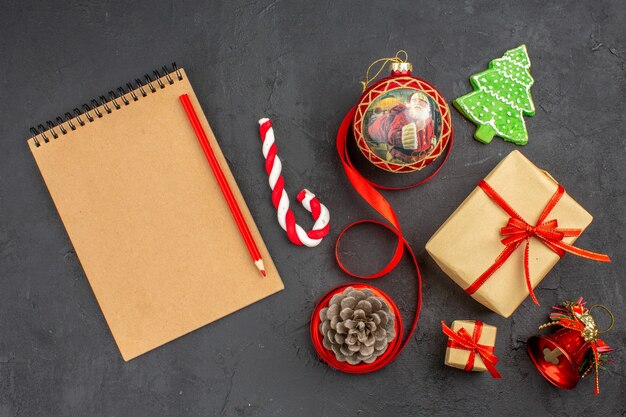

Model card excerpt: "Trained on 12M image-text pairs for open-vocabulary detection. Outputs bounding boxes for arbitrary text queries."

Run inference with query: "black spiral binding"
[29,63,184,147]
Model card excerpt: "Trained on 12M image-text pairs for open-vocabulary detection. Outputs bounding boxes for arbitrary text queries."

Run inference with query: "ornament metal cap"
[390,62,412,73]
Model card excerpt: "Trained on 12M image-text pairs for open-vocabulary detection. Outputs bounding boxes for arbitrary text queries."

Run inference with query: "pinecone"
[319,286,396,365]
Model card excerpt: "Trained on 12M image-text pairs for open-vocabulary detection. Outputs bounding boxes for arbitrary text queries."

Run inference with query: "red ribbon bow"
[465,180,611,305]
[442,321,501,378]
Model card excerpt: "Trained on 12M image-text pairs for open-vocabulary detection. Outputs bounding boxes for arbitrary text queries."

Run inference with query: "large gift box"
[426,151,609,318]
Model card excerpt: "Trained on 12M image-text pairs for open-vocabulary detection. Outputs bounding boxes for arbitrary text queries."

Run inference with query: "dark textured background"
[1,1,624,416]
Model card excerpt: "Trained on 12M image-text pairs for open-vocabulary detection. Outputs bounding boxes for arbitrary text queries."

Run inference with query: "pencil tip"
[255,259,267,277]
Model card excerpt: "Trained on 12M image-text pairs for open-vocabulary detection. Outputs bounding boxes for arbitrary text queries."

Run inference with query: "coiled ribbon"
[327,103,453,373]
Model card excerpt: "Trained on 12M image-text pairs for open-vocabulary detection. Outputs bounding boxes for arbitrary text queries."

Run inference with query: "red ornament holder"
[310,284,403,374]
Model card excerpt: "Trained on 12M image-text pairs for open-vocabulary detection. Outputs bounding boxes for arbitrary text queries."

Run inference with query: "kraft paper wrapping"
[426,151,593,318]
[444,320,497,372]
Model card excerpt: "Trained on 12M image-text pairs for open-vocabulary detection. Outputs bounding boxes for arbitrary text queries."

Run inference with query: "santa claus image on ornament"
[365,89,441,164]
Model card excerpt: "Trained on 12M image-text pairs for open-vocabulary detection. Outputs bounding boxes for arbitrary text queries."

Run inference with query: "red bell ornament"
[353,52,453,173]
[527,327,594,390]
[527,298,614,395]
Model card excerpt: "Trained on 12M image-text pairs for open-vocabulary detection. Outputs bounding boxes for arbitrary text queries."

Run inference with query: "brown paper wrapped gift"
[443,320,497,373]
[426,150,609,318]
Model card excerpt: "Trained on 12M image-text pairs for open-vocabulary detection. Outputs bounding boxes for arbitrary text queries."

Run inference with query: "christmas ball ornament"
[318,286,397,365]
[310,284,402,373]
[353,51,453,173]
[527,298,614,395]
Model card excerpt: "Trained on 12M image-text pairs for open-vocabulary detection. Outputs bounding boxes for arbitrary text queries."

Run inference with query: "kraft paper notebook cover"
[27,65,284,361]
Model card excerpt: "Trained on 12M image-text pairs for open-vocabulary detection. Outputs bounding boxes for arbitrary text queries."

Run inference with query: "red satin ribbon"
[442,321,501,378]
[465,180,611,305]
[590,343,601,396]
[331,105,452,373]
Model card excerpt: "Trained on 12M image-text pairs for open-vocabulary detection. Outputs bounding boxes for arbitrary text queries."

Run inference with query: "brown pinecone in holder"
[319,286,396,365]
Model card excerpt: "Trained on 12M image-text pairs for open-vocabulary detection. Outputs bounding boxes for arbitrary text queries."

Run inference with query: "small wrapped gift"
[426,151,610,318]
[442,320,501,378]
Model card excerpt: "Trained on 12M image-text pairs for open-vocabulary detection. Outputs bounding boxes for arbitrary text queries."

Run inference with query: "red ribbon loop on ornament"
[465,180,611,305]
[442,321,501,378]
[336,106,405,280]
[591,344,601,396]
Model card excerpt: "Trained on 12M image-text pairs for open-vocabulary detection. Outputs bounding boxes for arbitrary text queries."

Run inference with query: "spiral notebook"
[27,65,284,361]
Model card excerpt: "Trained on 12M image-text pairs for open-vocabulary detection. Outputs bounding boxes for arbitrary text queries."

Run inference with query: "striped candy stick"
[258,118,330,247]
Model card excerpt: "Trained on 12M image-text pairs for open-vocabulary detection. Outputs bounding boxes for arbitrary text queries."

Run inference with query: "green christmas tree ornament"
[454,45,535,145]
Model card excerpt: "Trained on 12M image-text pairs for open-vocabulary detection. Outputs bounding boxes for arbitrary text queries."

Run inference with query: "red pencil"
[179,94,266,277]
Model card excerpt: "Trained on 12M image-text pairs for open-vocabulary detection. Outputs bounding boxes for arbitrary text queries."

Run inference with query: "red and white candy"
[258,118,330,247]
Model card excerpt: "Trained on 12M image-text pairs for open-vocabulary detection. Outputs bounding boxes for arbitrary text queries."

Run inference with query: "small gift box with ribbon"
[442,320,501,378]
[426,151,610,318]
